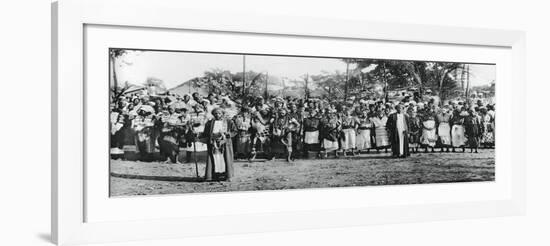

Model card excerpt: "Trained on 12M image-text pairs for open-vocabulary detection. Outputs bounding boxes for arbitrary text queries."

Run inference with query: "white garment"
[372,116,390,147]
[356,129,372,150]
[211,120,226,173]
[396,114,406,155]
[421,120,437,147]
[304,131,320,144]
[212,120,224,133]
[185,124,208,152]
[322,139,339,151]
[342,129,356,150]
[451,125,467,147]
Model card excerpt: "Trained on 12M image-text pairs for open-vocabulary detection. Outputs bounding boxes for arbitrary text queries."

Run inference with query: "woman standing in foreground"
[200,108,236,181]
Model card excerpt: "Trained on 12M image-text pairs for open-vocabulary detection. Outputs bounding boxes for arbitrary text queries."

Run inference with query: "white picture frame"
[52,0,526,245]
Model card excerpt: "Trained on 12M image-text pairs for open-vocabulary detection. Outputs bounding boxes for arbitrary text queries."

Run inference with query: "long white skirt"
[212,151,226,173]
[451,125,467,147]
[322,139,339,151]
[356,129,372,150]
[304,130,320,144]
[374,127,390,147]
[421,120,437,147]
[341,129,356,150]
[438,122,451,145]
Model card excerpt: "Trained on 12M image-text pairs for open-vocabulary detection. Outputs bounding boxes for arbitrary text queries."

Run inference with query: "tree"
[430,62,461,101]
[345,59,413,96]
[235,71,263,97]
[345,58,467,102]
[187,69,266,100]
[201,68,236,95]
[310,71,347,99]
[301,74,310,99]
[110,81,132,105]
[109,49,128,97]
[144,77,167,95]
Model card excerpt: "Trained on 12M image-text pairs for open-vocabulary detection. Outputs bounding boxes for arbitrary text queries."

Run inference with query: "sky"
[113,50,495,89]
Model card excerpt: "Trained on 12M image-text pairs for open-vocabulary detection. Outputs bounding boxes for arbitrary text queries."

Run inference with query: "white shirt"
[212,120,225,134]
[396,113,406,133]
[396,113,406,155]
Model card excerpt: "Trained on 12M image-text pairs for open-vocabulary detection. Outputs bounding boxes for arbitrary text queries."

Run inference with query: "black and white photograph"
[109,48,496,196]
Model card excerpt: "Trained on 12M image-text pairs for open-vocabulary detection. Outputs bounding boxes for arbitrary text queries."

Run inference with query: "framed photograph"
[52,0,526,245]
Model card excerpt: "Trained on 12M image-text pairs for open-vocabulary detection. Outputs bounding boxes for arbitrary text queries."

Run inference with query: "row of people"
[111,93,495,164]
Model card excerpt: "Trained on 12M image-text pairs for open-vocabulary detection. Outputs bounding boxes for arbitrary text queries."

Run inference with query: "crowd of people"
[110,90,495,181]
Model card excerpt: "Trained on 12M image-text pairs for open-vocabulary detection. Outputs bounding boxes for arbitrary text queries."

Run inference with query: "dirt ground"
[110,149,495,196]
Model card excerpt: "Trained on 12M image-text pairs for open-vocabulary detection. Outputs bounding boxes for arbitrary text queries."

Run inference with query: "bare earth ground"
[110,149,494,196]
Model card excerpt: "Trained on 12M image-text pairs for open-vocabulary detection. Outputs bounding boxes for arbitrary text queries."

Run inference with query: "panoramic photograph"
[108,48,496,196]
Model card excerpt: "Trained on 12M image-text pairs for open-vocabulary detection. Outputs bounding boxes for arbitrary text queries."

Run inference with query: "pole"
[383,63,388,103]
[460,64,466,96]
[242,55,246,96]
[359,71,364,92]
[305,73,309,100]
[345,62,350,101]
[264,72,269,99]
[110,55,118,96]
[465,64,471,101]
[282,77,286,97]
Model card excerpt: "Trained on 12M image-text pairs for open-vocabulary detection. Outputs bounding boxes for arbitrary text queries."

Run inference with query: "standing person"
[356,109,374,153]
[158,108,182,163]
[340,109,359,156]
[487,104,496,146]
[233,107,253,160]
[371,108,390,153]
[200,99,214,120]
[464,108,483,153]
[207,93,217,105]
[250,107,271,160]
[387,104,410,158]
[320,111,341,158]
[436,106,452,152]
[200,108,236,181]
[407,107,421,153]
[287,103,304,160]
[110,110,125,156]
[182,94,193,106]
[134,109,156,161]
[302,108,322,158]
[479,107,495,148]
[175,108,191,161]
[273,97,285,113]
[185,104,208,162]
[451,108,468,152]
[191,92,202,106]
[420,107,437,153]
[270,108,297,162]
